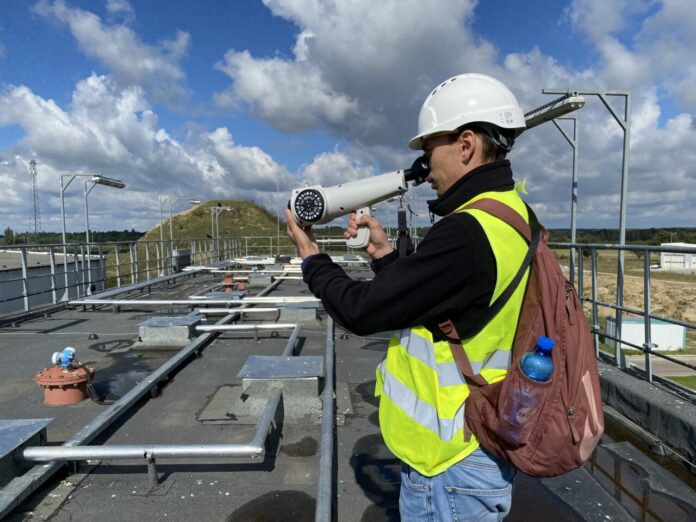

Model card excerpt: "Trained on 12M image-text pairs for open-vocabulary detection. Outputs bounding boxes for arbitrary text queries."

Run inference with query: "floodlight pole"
[59,174,124,300]
[210,207,233,261]
[544,88,632,368]
[159,194,200,275]
[80,175,125,294]
[59,174,79,301]
[551,116,579,287]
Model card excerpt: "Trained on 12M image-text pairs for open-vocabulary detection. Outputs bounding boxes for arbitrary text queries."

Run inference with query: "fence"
[554,242,696,387]
[1,238,694,390]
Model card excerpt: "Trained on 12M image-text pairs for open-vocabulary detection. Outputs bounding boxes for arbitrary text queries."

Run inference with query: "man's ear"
[458,129,477,165]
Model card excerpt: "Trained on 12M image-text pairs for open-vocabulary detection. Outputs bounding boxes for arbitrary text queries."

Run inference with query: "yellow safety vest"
[375,188,530,476]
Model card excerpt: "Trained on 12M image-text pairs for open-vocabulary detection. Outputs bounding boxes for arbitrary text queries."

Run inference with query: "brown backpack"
[439,198,604,477]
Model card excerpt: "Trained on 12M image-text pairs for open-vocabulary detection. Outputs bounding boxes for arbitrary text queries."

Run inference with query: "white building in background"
[660,242,696,272]
[605,317,686,352]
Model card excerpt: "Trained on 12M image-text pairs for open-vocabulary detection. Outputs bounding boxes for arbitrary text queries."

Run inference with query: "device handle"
[345,206,371,249]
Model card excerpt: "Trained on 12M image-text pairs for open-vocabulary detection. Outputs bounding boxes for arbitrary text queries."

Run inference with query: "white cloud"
[106,0,133,16]
[0,75,294,231]
[105,0,134,23]
[215,0,495,146]
[2,0,695,232]
[298,151,374,186]
[33,0,190,106]
[214,50,360,133]
[200,127,293,191]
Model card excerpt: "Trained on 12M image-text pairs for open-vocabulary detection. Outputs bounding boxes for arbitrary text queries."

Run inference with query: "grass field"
[664,376,696,390]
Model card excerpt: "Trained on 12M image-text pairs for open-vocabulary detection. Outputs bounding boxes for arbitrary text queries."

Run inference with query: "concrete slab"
[137,315,202,347]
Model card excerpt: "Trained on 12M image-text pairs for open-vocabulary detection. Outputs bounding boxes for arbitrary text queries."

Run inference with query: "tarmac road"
[627,354,696,377]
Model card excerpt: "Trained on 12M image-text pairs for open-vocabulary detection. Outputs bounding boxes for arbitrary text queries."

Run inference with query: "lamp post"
[59,173,125,300]
[210,206,233,261]
[83,175,125,294]
[549,116,579,287]
[542,88,632,369]
[83,175,126,244]
[158,195,200,274]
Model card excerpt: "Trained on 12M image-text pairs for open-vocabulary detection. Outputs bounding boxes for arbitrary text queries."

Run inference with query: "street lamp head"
[91,175,126,189]
[524,94,586,130]
[189,199,201,205]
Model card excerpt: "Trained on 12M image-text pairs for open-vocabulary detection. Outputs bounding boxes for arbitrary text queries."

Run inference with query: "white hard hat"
[408,73,526,150]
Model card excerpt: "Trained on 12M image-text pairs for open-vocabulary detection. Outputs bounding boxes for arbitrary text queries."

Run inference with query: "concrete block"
[223,355,325,423]
[247,274,274,288]
[0,419,51,488]
[138,315,202,347]
[278,302,319,325]
[205,290,247,300]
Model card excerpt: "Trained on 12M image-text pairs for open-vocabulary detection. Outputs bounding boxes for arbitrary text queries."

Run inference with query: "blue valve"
[51,347,77,369]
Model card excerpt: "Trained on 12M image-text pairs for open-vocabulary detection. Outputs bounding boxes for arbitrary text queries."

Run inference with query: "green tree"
[3,227,14,245]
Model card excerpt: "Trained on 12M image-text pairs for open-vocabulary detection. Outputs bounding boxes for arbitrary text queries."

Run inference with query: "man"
[286,73,530,521]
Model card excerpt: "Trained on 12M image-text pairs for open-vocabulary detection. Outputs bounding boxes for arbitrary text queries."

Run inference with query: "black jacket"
[302,160,516,337]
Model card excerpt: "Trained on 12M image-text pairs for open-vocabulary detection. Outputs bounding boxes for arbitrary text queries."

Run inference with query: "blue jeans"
[399,447,516,521]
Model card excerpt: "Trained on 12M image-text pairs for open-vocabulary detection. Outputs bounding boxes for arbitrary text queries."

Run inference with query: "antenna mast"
[29,160,41,243]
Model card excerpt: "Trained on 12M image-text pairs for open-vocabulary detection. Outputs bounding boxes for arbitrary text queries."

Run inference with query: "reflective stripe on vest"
[394,330,511,385]
[379,364,466,441]
[375,188,530,477]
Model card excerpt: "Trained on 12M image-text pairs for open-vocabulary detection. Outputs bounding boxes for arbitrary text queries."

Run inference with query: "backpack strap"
[450,199,540,341]
[441,199,540,390]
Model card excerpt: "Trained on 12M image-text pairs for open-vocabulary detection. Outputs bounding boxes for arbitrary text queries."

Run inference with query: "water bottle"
[520,336,555,382]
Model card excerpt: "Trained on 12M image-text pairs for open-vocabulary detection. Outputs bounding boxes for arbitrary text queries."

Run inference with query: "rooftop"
[0,257,694,521]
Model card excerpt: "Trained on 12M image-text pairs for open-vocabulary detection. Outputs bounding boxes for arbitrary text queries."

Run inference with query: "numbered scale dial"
[293,188,325,222]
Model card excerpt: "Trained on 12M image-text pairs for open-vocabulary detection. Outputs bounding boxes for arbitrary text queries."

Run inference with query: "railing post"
[85,243,93,295]
[577,246,584,299]
[643,252,654,382]
[73,244,81,299]
[79,243,87,296]
[134,242,140,282]
[115,246,122,288]
[591,248,600,357]
[144,242,151,281]
[156,242,162,276]
[49,246,57,304]
[129,243,136,285]
[20,247,29,311]
[98,243,105,292]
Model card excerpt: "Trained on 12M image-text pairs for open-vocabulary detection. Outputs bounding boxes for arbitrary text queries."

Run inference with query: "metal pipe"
[196,324,297,332]
[0,277,284,518]
[70,297,319,306]
[281,324,302,357]
[315,318,335,522]
[196,308,278,314]
[21,389,281,462]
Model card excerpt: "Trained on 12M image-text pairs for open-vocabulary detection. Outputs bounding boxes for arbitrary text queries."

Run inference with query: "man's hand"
[285,209,320,259]
[344,211,394,260]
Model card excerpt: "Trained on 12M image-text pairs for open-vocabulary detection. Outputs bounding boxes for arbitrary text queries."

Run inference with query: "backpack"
[439,198,604,477]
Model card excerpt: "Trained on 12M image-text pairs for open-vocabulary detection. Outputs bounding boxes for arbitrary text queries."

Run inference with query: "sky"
[0,0,695,235]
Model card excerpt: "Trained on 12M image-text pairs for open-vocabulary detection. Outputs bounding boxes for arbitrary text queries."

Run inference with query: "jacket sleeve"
[301,213,497,336]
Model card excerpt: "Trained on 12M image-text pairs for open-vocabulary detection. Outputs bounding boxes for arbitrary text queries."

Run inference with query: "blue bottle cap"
[537,336,555,352]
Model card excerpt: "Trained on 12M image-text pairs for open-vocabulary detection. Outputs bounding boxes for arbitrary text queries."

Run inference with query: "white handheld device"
[288,156,429,248]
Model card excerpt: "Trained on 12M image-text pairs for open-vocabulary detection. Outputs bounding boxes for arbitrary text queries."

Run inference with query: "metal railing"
[552,242,696,388]
[0,235,372,316]
[3,237,693,387]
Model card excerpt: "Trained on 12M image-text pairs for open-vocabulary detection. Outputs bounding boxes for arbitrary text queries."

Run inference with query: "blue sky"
[0,0,695,234]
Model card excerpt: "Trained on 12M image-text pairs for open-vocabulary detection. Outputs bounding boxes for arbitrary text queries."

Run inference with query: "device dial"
[294,189,325,222]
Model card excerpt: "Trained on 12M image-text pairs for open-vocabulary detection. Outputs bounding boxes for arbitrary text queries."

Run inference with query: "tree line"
[1,227,144,246]
[2,224,694,247]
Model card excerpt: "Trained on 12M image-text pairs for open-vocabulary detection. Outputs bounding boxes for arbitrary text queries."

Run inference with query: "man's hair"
[448,124,514,162]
